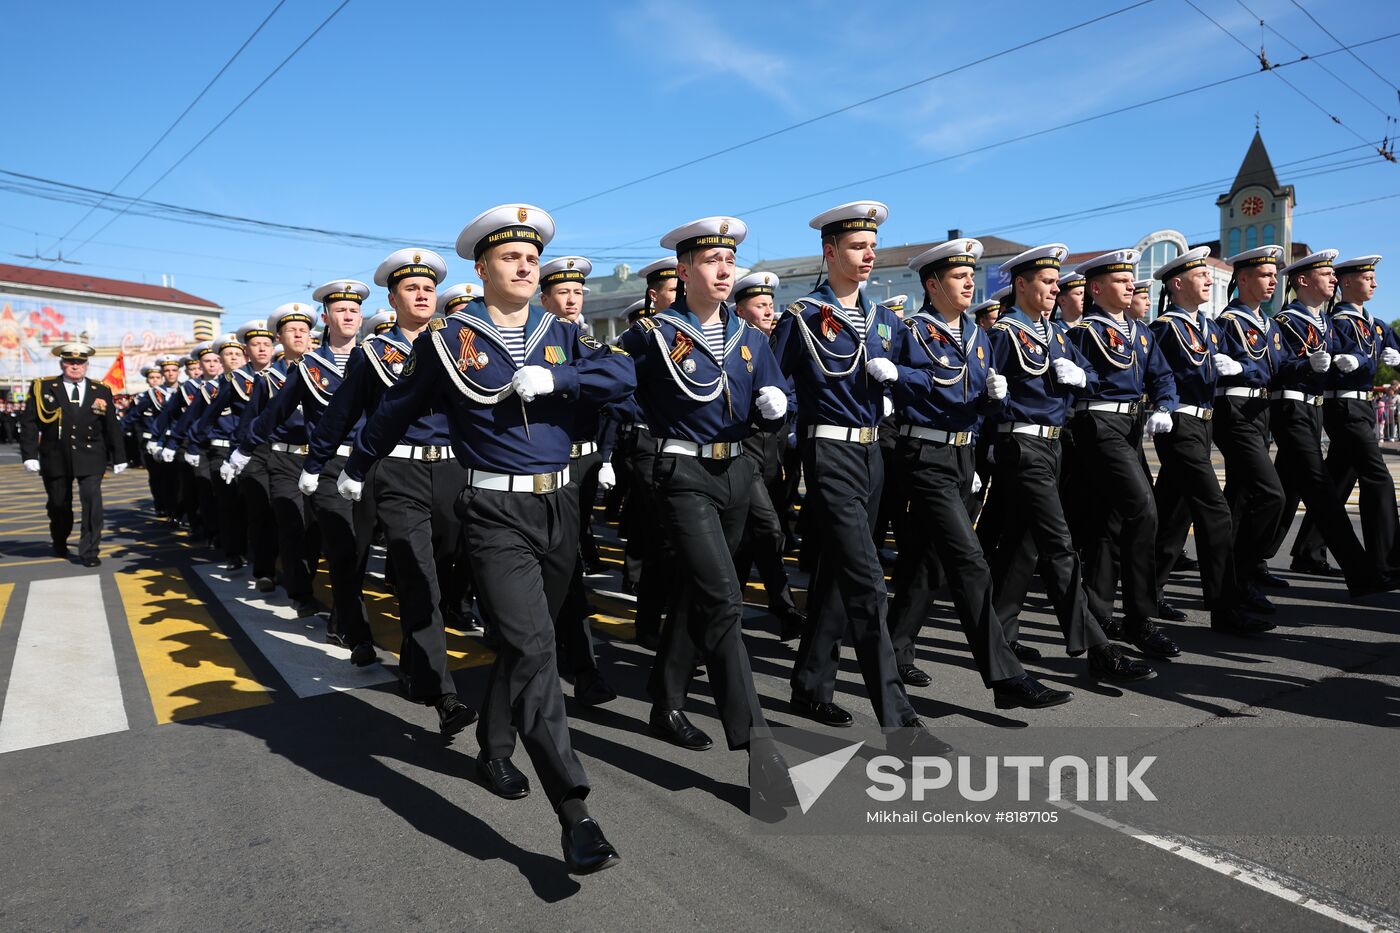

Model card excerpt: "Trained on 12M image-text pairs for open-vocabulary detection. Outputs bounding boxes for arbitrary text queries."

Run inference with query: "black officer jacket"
[20,377,122,476]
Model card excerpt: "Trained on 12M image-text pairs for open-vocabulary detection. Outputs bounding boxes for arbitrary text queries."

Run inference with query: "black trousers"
[872,427,903,549]
[45,472,103,559]
[648,454,770,750]
[1152,413,1242,608]
[1292,398,1398,575]
[573,447,603,566]
[190,453,218,542]
[310,453,366,642]
[150,453,177,516]
[1268,400,1375,588]
[732,461,799,618]
[237,448,279,580]
[206,446,246,562]
[371,457,461,701]
[462,483,589,810]
[1214,395,1286,580]
[267,450,320,603]
[888,437,1023,686]
[621,427,670,640]
[981,433,1109,655]
[790,438,914,726]
[1067,410,1159,627]
[554,451,601,677]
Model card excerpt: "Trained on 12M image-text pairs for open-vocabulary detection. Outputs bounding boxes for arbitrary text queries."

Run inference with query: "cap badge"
[866,208,877,219]
[413,253,421,263]
[517,208,528,223]
[566,259,575,269]
[719,221,730,235]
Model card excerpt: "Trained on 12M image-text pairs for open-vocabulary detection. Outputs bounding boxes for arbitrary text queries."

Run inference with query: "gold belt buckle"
[570,442,582,459]
[858,426,875,444]
[1202,409,1214,421]
[954,431,970,446]
[422,445,442,462]
[1047,426,1062,440]
[533,472,558,494]
[709,441,730,459]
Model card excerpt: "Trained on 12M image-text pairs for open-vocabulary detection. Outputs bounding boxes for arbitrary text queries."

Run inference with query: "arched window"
[1228,228,1241,256]
[1246,226,1258,249]
[1262,224,1276,246]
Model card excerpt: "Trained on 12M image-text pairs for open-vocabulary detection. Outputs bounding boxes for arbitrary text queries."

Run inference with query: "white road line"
[0,576,128,753]
[1056,800,1400,932]
[193,565,399,699]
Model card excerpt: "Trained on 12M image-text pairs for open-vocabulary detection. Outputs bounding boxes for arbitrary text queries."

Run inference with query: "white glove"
[113,462,127,475]
[336,469,363,502]
[159,446,176,463]
[1051,357,1087,387]
[219,461,238,485]
[865,357,898,384]
[512,365,555,402]
[183,451,200,468]
[1383,347,1400,366]
[756,385,787,420]
[1333,354,1360,373]
[1308,350,1332,373]
[971,472,983,495]
[145,441,159,456]
[882,395,894,418]
[985,369,1008,400]
[297,470,320,496]
[23,459,40,472]
[597,462,616,490]
[228,448,251,476]
[1213,353,1243,377]
[1145,411,1174,436]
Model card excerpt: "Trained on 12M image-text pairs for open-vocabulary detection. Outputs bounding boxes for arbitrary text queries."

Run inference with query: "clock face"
[1241,195,1264,216]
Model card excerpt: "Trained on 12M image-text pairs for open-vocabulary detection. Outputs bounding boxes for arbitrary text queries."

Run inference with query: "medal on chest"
[740,345,752,372]
[820,305,842,342]
[877,322,891,352]
[455,331,488,372]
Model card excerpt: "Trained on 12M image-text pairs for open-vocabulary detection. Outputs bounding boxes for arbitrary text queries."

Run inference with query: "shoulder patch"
[638,318,658,332]
[580,334,602,350]
[428,318,447,331]
[786,301,807,315]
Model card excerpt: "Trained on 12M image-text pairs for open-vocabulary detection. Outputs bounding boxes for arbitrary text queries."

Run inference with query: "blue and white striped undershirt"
[500,326,527,366]
[1034,318,1049,342]
[331,351,352,372]
[701,321,725,358]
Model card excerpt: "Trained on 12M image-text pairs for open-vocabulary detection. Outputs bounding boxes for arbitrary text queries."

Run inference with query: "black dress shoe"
[1130,627,1181,659]
[1210,608,1274,635]
[1099,616,1125,640]
[1156,599,1188,622]
[436,694,478,736]
[1290,557,1343,578]
[993,675,1073,710]
[649,708,713,750]
[574,670,618,707]
[223,557,246,572]
[1174,554,1199,573]
[477,754,530,799]
[81,557,101,568]
[582,558,607,576]
[1243,588,1276,614]
[891,718,953,757]
[897,664,932,688]
[1254,567,1290,589]
[750,747,799,807]
[561,818,620,874]
[350,641,378,666]
[294,598,329,618]
[1088,644,1155,682]
[51,542,69,558]
[445,606,485,635]
[1009,641,1042,661]
[776,608,807,642]
[1349,574,1400,598]
[255,576,276,593]
[789,696,854,727]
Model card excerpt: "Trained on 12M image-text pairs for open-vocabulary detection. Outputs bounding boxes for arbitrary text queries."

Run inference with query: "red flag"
[100,352,126,393]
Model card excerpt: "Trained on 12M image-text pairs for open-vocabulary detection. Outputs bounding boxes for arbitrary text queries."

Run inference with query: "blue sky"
[2,0,1397,318]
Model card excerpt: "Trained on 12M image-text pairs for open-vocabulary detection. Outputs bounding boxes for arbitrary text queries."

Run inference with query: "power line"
[547,0,1159,212]
[1178,190,1400,239]
[50,0,353,270]
[1287,0,1400,103]
[1232,0,1395,119]
[1181,0,1381,150]
[40,0,288,256]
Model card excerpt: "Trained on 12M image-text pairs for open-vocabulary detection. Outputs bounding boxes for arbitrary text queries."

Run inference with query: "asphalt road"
[0,448,1397,932]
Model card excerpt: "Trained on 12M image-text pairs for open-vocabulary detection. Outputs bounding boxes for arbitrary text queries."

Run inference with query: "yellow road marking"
[117,566,273,723]
[325,572,495,670]
[0,582,12,627]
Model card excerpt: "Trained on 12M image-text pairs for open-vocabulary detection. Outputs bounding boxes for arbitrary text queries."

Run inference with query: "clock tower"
[1217,130,1295,260]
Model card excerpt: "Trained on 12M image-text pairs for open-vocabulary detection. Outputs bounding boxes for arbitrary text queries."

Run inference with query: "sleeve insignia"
[580,334,602,350]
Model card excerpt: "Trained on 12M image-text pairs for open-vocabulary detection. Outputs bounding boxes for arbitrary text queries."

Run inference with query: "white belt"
[271,442,309,455]
[141,432,153,439]
[467,466,569,494]
[659,438,743,459]
[1215,386,1268,399]
[1074,400,1140,415]
[997,422,1063,439]
[335,444,353,457]
[570,441,598,459]
[898,425,975,446]
[808,424,879,445]
[387,443,453,462]
[1325,390,1370,400]
[1175,405,1214,421]
[626,422,650,433]
[1278,390,1324,406]
[208,438,232,448]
